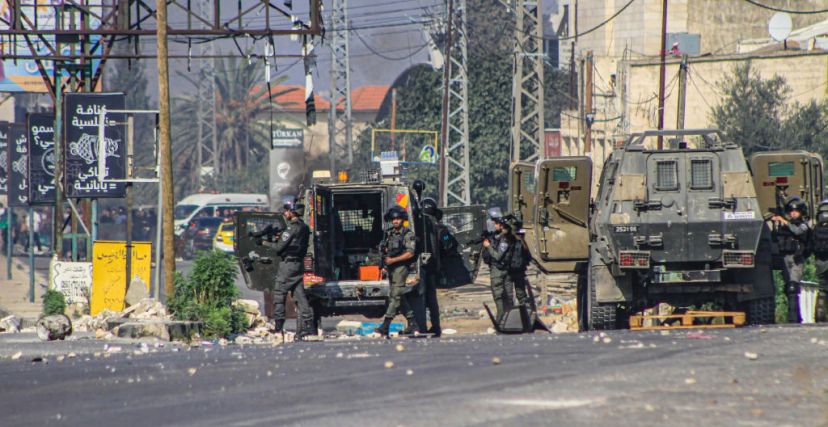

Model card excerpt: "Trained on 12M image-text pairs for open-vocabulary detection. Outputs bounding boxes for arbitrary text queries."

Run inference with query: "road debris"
[685,378,697,385]
[11,351,22,360]
[36,315,72,341]
[384,361,394,369]
[744,352,758,360]
[395,344,405,352]
[0,315,21,333]
[492,357,502,365]
[187,367,198,376]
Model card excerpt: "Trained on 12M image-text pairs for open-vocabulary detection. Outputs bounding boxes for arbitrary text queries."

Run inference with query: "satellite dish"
[769,12,792,42]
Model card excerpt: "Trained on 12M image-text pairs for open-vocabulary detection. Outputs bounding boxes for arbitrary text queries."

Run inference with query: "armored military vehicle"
[511,129,824,330]
[234,175,486,326]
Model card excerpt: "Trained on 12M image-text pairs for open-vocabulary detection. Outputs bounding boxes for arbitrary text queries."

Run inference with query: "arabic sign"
[269,145,305,210]
[272,128,304,148]
[0,1,104,92]
[64,93,126,198]
[28,113,55,205]
[7,124,29,206]
[50,261,93,306]
[90,241,152,316]
[0,122,8,195]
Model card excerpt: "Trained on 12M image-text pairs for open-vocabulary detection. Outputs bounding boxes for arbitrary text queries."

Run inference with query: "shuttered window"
[655,161,678,191]
[690,159,713,189]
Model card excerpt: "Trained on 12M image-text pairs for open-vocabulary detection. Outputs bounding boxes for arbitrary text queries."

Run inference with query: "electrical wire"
[741,0,828,14]
[352,28,429,61]
[558,0,636,41]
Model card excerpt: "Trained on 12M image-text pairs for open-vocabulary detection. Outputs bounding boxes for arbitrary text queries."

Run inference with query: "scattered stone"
[644,404,655,412]
[73,315,94,332]
[602,337,612,344]
[492,357,502,365]
[593,336,601,343]
[744,352,758,360]
[11,351,22,360]
[235,336,253,345]
[406,369,414,376]
[56,355,65,362]
[551,322,570,334]
[67,352,77,359]
[810,337,818,344]
[395,344,405,352]
[124,276,150,307]
[187,367,197,376]
[442,328,457,335]
[36,315,73,341]
[106,346,122,354]
[384,361,394,369]
[685,378,697,385]
[31,356,44,363]
[0,315,21,333]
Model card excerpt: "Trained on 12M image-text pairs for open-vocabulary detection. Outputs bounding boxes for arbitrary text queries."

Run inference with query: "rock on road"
[1,325,828,426]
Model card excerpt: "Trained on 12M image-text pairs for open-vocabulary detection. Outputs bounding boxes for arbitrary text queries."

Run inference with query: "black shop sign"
[0,122,8,195]
[28,113,56,205]
[8,124,29,207]
[64,93,126,198]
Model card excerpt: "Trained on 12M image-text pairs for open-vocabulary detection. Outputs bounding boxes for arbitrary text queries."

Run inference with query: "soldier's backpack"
[508,240,532,272]
[813,224,828,256]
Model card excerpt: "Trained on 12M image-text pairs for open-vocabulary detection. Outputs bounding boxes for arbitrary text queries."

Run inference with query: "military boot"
[374,317,393,339]
[427,326,442,338]
[787,282,801,324]
[272,319,285,334]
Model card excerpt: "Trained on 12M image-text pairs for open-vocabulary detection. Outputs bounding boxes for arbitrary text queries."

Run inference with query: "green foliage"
[168,251,248,338]
[42,289,66,317]
[773,270,788,324]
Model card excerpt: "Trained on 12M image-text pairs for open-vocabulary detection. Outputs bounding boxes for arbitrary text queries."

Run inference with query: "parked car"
[213,220,235,254]
[177,216,225,260]
[174,193,268,236]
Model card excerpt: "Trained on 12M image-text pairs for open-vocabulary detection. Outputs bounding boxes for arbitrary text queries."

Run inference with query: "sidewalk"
[0,251,49,321]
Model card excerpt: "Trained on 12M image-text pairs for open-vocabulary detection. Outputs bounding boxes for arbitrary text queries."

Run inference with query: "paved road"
[1,325,827,426]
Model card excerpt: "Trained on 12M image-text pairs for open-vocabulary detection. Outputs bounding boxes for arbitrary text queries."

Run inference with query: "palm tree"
[172,56,299,197]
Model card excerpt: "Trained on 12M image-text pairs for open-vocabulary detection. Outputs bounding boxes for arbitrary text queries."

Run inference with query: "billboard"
[0,122,8,195]
[269,145,305,210]
[545,129,562,158]
[7,124,29,206]
[27,113,56,205]
[0,1,104,92]
[64,93,126,198]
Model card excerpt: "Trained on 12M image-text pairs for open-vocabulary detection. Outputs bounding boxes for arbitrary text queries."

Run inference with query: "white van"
[174,193,269,235]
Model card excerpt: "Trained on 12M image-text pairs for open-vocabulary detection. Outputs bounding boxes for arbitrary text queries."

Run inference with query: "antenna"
[769,12,792,43]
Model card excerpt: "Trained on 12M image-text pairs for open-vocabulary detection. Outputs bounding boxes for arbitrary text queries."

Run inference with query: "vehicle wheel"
[587,265,618,331]
[747,297,775,325]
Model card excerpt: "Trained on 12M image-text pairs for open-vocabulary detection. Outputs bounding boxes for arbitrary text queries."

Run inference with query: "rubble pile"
[0,315,21,334]
[540,298,579,333]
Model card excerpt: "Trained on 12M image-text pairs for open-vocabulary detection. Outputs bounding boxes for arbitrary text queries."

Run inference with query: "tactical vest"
[813,224,828,256]
[776,219,807,256]
[509,241,531,272]
[383,228,415,266]
[282,219,309,257]
[492,235,513,271]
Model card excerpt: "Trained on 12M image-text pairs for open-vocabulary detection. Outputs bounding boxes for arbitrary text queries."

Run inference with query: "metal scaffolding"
[195,0,218,188]
[442,0,470,206]
[328,0,353,174]
[511,0,545,163]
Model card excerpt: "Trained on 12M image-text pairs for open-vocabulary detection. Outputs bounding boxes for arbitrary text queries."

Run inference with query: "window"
[655,161,678,191]
[690,159,713,189]
[553,166,577,182]
[768,162,794,177]
[522,171,536,194]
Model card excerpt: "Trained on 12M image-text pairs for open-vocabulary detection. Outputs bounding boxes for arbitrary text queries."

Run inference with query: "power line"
[352,28,429,61]
[741,0,828,14]
[559,0,636,40]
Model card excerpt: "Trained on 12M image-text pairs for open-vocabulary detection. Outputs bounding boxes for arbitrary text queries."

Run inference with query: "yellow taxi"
[213,220,235,254]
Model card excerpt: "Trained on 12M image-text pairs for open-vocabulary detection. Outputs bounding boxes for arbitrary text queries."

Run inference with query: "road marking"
[490,398,603,409]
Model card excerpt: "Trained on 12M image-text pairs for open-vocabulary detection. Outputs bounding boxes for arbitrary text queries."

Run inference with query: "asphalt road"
[1,325,827,427]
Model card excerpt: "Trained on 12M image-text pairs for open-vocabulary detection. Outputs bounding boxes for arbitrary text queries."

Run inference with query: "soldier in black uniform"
[812,200,828,321]
[375,206,419,338]
[772,196,811,323]
[271,203,315,340]
[420,197,444,337]
[504,214,532,310]
[483,212,514,325]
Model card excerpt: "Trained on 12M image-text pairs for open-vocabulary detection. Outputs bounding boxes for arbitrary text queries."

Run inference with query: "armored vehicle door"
[533,157,592,272]
[750,151,823,219]
[644,153,689,260]
[235,212,287,291]
[310,186,335,279]
[438,205,487,288]
[509,162,537,227]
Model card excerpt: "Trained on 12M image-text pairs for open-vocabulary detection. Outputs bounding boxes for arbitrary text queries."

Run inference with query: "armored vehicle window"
[444,211,475,234]
[337,209,375,232]
[655,161,678,191]
[768,161,794,177]
[553,166,577,182]
[690,159,713,189]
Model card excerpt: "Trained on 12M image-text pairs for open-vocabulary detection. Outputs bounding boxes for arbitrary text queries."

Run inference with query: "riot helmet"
[817,199,828,224]
[384,205,408,222]
[785,196,807,216]
[421,197,439,217]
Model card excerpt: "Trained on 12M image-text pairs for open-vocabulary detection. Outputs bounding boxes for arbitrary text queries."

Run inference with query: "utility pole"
[328,0,353,175]
[441,0,470,206]
[438,0,454,207]
[656,0,668,149]
[156,0,175,298]
[584,51,593,154]
[510,0,545,163]
[676,54,688,130]
[390,88,397,148]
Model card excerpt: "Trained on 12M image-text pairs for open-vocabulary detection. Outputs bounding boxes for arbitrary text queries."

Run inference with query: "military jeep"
[235,177,486,325]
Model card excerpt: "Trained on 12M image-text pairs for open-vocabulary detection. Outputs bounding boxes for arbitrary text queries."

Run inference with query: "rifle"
[468,230,497,246]
[249,224,284,245]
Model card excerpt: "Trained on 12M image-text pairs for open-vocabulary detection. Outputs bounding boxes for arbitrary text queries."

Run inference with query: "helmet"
[384,205,408,221]
[785,196,807,215]
[817,200,828,224]
[504,213,523,232]
[421,197,439,217]
[284,203,305,217]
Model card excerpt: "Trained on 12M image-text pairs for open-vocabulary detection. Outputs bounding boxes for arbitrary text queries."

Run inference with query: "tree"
[711,62,790,156]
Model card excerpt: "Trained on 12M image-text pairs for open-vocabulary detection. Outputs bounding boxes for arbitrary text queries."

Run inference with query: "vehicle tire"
[747,297,775,325]
[587,265,618,331]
